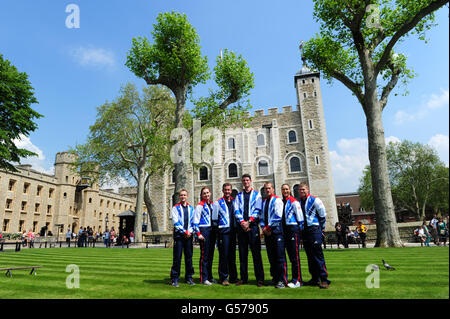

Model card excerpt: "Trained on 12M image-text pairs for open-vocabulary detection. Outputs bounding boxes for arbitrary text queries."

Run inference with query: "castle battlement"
[247,105,297,118]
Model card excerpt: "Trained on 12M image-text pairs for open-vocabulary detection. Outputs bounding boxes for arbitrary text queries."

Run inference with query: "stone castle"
[0,63,338,236]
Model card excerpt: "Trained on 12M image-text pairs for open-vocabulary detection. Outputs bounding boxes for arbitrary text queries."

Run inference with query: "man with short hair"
[170,189,195,287]
[213,183,239,286]
[356,221,368,248]
[234,174,265,287]
[298,182,331,289]
[261,182,288,288]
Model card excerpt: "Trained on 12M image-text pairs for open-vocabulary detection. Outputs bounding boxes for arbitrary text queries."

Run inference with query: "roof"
[117,210,136,217]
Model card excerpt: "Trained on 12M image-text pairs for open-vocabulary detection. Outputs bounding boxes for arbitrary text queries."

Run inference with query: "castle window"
[302,80,305,84]
[289,157,302,173]
[21,201,27,211]
[65,176,69,183]
[19,220,25,232]
[257,134,265,146]
[64,192,67,199]
[293,184,300,200]
[49,188,54,199]
[171,169,176,184]
[308,119,314,129]
[303,93,307,98]
[6,199,13,210]
[199,166,208,181]
[228,137,235,150]
[315,156,320,165]
[35,203,40,213]
[314,91,317,97]
[23,183,30,194]
[8,179,16,191]
[37,185,43,196]
[2,219,10,232]
[258,160,269,176]
[288,130,297,143]
[311,78,315,83]
[228,163,238,178]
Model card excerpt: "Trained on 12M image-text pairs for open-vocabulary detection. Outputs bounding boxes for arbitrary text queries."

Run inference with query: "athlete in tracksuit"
[212,183,238,285]
[234,174,265,286]
[298,183,331,289]
[281,184,304,288]
[170,189,195,287]
[261,182,288,288]
[193,187,215,285]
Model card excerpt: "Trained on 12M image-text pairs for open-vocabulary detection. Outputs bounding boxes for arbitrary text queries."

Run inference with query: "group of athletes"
[169,174,331,289]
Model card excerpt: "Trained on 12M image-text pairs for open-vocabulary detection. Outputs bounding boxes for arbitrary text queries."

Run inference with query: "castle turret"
[295,49,338,230]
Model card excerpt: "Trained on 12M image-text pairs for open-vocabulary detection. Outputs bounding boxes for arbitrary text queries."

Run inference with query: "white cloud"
[13,135,54,175]
[70,46,116,68]
[394,88,449,125]
[427,88,449,109]
[428,134,449,166]
[330,136,400,194]
[100,175,131,193]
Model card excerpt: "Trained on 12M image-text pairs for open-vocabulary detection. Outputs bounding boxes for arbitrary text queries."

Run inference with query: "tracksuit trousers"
[170,234,194,282]
[237,224,265,283]
[302,225,329,283]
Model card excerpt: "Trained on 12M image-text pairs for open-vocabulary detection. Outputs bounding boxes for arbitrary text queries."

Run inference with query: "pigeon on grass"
[382,259,396,270]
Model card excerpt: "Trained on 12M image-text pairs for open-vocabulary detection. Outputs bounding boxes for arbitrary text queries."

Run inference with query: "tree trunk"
[365,94,403,247]
[133,162,146,242]
[144,182,159,232]
[173,86,188,204]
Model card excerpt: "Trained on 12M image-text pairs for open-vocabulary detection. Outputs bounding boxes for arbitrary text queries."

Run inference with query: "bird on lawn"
[382,259,396,270]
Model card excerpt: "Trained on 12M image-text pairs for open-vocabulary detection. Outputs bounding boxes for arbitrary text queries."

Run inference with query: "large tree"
[73,83,175,240]
[0,54,42,172]
[302,0,448,247]
[126,12,254,203]
[358,140,449,220]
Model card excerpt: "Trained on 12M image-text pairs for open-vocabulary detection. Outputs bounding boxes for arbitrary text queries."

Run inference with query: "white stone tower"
[294,47,338,230]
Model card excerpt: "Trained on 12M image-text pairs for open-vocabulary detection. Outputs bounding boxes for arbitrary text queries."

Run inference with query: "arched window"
[228,163,238,178]
[289,157,301,172]
[257,134,265,146]
[293,184,300,200]
[258,160,269,176]
[199,166,208,181]
[288,130,297,143]
[228,137,235,150]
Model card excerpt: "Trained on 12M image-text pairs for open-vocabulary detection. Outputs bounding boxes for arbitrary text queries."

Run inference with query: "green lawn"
[0,246,448,299]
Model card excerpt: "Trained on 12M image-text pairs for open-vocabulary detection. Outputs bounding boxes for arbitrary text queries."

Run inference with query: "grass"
[0,246,448,299]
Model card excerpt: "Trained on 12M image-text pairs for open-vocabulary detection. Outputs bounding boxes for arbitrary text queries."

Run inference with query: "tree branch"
[379,63,401,110]
[331,70,365,106]
[376,0,449,74]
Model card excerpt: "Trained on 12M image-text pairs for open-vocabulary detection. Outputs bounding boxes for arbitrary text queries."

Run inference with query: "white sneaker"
[203,280,212,286]
[288,281,301,288]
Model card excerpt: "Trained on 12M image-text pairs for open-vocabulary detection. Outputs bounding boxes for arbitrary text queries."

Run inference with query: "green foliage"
[358,140,449,217]
[0,54,42,172]
[191,49,254,129]
[302,0,446,104]
[126,11,210,93]
[72,83,175,186]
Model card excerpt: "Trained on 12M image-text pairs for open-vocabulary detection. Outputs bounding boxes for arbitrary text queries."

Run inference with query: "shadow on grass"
[143,278,172,285]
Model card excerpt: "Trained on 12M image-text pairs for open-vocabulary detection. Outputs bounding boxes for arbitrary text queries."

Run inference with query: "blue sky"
[1,0,448,193]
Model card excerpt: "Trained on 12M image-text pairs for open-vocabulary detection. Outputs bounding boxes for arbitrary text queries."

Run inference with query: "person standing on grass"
[298,182,330,289]
[356,221,368,248]
[213,183,239,286]
[170,189,195,287]
[194,187,216,286]
[430,215,439,245]
[436,217,448,246]
[66,229,72,247]
[261,182,288,289]
[129,231,134,244]
[234,174,265,287]
[281,184,304,288]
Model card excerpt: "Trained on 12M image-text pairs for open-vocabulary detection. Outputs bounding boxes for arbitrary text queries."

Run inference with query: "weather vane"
[299,40,306,63]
